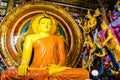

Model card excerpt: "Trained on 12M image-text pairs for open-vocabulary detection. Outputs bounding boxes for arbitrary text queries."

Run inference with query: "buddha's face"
[38,17,52,33]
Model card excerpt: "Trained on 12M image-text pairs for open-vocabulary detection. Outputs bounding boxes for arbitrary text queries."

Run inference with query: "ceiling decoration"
[46,0,116,11]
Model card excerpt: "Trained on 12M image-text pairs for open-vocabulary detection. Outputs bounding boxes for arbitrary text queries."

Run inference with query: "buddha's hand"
[18,64,28,76]
[48,64,71,76]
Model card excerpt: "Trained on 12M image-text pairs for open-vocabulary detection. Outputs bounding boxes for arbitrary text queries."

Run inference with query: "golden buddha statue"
[1,14,89,80]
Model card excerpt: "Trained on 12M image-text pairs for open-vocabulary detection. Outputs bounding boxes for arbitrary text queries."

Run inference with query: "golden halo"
[31,13,57,34]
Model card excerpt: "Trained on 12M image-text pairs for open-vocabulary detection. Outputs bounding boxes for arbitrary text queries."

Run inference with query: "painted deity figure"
[1,14,89,80]
[102,4,120,62]
[95,20,119,75]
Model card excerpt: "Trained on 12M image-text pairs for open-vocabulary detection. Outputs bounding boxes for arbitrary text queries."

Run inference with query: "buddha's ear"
[50,16,58,34]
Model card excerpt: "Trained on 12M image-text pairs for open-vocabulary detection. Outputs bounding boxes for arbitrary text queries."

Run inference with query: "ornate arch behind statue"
[0,2,83,68]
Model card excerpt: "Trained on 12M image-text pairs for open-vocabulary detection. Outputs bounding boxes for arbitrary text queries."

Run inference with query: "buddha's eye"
[41,23,45,24]
[41,22,45,24]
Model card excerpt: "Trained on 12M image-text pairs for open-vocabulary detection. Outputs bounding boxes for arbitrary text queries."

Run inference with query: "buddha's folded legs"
[49,68,89,80]
[1,67,49,80]
[1,67,89,80]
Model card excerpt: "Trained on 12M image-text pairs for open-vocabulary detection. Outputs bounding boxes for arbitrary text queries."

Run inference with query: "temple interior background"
[0,0,116,22]
[1,0,120,80]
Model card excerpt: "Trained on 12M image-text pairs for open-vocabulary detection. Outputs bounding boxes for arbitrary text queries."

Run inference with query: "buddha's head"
[38,17,52,33]
[31,13,57,34]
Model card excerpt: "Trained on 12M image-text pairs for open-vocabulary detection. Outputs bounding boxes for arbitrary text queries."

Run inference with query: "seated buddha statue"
[1,13,89,80]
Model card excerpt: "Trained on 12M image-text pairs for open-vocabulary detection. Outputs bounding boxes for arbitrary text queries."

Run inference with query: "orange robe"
[1,35,89,80]
[30,35,66,67]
